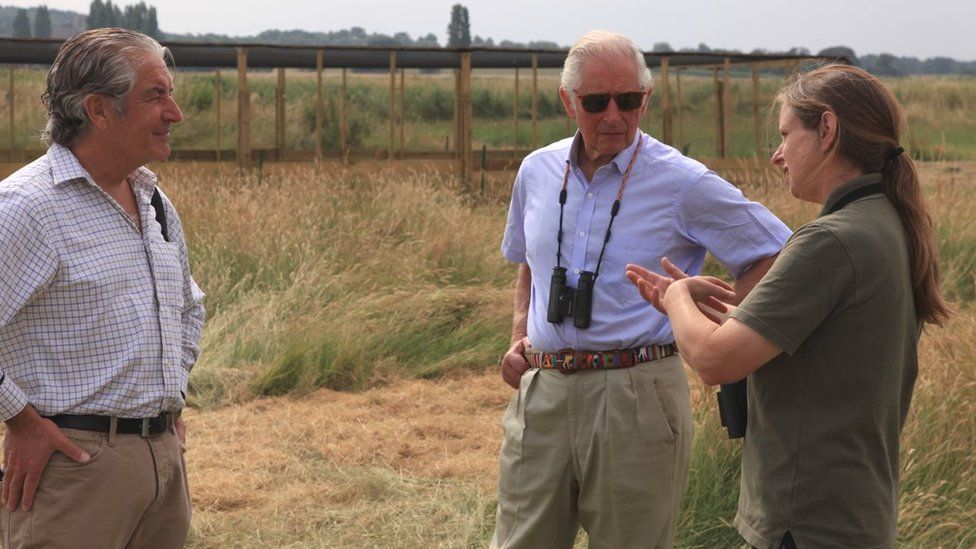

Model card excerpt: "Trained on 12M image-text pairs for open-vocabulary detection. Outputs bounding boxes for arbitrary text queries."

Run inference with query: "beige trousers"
[1,426,190,549]
[491,355,693,549]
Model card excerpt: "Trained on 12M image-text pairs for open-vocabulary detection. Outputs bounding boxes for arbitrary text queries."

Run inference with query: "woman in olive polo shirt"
[627,64,950,549]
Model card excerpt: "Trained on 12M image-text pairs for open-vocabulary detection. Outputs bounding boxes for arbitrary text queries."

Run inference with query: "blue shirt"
[502,131,791,352]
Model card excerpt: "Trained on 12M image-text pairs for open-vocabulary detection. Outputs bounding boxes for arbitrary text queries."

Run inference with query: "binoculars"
[547,266,595,329]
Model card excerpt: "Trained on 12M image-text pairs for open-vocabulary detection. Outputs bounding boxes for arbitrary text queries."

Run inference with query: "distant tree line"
[652,42,976,77]
[87,0,159,39]
[10,5,52,39]
[0,4,973,75]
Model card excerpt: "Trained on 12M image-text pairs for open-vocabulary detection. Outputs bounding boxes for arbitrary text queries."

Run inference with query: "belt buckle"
[555,348,578,374]
[140,418,151,437]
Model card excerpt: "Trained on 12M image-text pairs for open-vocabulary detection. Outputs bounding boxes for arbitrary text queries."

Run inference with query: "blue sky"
[6,0,975,61]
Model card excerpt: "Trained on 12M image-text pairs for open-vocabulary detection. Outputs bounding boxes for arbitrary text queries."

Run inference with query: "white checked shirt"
[0,145,206,421]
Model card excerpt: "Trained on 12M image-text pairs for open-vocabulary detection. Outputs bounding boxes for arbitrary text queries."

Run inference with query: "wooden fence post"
[315,50,323,162]
[722,57,730,158]
[214,68,222,162]
[8,66,14,154]
[453,67,461,159]
[388,50,396,160]
[341,68,349,164]
[531,53,538,150]
[752,64,761,158]
[713,67,724,158]
[399,67,405,155]
[660,57,672,145]
[276,67,286,160]
[460,51,473,185]
[675,67,684,151]
[512,67,519,158]
[236,47,250,168]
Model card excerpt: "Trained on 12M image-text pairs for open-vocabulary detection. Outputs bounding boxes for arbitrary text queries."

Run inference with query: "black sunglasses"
[576,91,645,113]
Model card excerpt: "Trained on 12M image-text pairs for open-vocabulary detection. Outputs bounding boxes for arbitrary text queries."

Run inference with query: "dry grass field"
[1,69,974,547]
[0,154,972,548]
[108,157,972,548]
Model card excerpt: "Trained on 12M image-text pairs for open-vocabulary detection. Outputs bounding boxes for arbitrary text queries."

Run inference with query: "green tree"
[13,8,32,38]
[446,4,470,48]
[125,2,147,32]
[34,6,53,38]
[107,1,123,26]
[146,6,158,38]
[88,0,105,29]
[817,46,858,66]
[416,32,439,47]
[874,53,903,76]
[88,0,159,36]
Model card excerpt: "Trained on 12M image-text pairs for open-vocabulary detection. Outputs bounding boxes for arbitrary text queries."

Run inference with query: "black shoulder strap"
[825,183,885,216]
[150,187,170,242]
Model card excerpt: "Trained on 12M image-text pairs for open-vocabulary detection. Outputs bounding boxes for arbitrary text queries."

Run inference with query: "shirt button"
[578,231,585,238]
[574,268,581,274]
[586,192,594,199]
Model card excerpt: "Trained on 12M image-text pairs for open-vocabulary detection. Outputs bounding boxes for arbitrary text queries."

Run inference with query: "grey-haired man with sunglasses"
[492,30,791,548]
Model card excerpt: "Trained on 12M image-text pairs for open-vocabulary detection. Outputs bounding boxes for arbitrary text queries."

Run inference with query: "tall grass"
[168,163,513,406]
[156,157,976,546]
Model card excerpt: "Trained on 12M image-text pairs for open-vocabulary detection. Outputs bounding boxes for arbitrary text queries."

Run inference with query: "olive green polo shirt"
[728,173,920,549]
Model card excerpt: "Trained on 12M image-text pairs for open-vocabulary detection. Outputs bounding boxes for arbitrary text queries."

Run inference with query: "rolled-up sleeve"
[677,171,792,278]
[501,166,528,263]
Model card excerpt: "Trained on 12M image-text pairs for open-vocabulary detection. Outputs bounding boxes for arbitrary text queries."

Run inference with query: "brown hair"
[776,64,950,326]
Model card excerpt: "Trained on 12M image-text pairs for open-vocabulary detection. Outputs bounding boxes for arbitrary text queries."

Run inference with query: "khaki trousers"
[491,355,693,549]
[1,426,190,549]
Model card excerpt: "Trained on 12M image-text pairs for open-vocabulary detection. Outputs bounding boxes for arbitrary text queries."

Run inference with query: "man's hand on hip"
[501,337,532,390]
[2,404,89,511]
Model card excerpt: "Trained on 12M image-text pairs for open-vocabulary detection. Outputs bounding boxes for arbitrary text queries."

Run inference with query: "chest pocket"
[148,240,184,310]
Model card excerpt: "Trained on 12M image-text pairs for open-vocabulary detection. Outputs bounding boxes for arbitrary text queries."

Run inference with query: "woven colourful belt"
[525,343,678,373]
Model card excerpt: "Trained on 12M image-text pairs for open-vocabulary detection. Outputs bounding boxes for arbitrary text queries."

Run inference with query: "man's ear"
[82,94,115,131]
[638,84,654,119]
[819,110,840,152]
[558,87,576,119]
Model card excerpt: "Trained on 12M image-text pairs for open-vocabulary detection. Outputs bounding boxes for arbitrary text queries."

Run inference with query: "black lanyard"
[555,134,643,278]
[824,181,885,216]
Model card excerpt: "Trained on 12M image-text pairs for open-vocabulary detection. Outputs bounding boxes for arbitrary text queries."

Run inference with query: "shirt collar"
[48,143,158,194]
[819,172,883,217]
[567,129,644,175]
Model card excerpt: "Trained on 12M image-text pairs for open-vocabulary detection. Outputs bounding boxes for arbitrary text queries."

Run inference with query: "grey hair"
[42,28,172,146]
[560,30,652,107]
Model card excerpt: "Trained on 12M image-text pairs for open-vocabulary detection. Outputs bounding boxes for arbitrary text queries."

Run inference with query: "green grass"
[2,69,975,160]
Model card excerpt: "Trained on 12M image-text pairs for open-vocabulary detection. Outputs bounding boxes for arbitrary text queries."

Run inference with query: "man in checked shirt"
[0,29,205,548]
